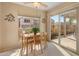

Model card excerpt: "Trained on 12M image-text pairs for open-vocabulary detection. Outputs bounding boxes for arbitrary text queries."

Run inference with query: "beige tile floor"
[0,42,71,56]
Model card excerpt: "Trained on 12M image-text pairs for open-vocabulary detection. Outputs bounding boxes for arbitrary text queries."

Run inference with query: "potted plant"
[32,27,40,35]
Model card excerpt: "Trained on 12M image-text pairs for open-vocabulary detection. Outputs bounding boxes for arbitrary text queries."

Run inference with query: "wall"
[76,7,79,53]
[40,17,46,32]
[0,3,2,50]
[1,3,19,51]
[47,15,51,41]
[0,2,46,52]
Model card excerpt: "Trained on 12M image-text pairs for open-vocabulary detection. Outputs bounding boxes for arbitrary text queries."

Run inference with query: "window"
[24,19,30,23]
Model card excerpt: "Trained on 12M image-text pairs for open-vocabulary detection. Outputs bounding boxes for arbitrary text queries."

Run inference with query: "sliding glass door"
[51,9,77,52]
[60,10,77,51]
[51,15,59,43]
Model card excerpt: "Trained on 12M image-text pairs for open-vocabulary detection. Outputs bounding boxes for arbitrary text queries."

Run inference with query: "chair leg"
[20,43,24,56]
[20,48,23,56]
[34,44,36,56]
[44,43,46,49]
[26,44,28,56]
[38,44,40,50]
[40,44,43,54]
[31,43,33,53]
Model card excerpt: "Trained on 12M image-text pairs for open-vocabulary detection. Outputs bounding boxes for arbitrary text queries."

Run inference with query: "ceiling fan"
[23,2,48,8]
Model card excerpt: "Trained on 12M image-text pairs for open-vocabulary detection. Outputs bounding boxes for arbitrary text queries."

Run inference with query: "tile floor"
[0,42,72,56]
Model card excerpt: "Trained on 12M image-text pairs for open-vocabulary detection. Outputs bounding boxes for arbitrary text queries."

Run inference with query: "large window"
[18,16,40,33]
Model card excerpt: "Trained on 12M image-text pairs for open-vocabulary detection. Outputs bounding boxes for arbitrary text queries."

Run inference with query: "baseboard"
[0,46,20,53]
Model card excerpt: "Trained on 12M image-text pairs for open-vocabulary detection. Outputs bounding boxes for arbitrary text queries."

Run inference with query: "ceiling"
[14,2,63,11]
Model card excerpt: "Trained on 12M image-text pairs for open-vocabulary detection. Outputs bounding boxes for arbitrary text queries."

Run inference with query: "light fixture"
[24,2,48,8]
[33,2,41,8]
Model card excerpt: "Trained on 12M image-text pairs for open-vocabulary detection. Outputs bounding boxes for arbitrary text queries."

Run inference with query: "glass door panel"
[51,15,59,43]
[60,10,77,52]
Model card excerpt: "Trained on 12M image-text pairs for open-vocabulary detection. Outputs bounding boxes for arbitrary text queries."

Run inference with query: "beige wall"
[0,3,1,50]
[1,3,19,51]
[0,2,46,52]
[40,17,46,32]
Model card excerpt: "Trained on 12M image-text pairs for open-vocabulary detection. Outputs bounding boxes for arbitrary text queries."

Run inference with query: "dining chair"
[24,33,34,56]
[39,32,48,53]
[33,34,43,55]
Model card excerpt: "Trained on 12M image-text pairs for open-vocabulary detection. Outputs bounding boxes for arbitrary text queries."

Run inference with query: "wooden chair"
[39,32,47,52]
[18,29,32,56]
[18,32,48,56]
[24,34,34,56]
[33,35,43,55]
